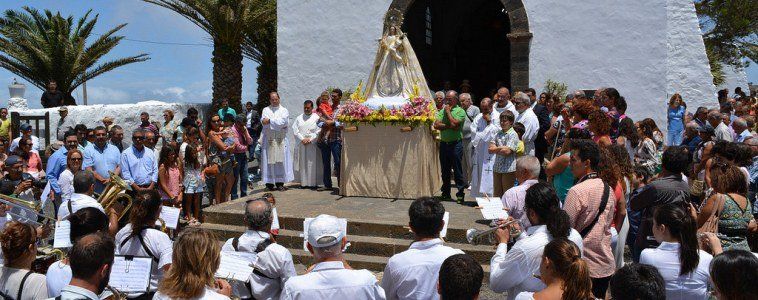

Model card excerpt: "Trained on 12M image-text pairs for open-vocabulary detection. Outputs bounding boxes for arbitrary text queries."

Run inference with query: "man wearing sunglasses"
[120,129,158,193]
[46,130,81,213]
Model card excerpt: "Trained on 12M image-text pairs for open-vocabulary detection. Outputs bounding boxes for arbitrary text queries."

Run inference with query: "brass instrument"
[157,217,168,233]
[98,172,133,222]
[0,194,55,221]
[104,285,128,300]
[466,219,519,245]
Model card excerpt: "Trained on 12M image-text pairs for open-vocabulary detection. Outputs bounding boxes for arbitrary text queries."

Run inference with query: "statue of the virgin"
[363,9,433,110]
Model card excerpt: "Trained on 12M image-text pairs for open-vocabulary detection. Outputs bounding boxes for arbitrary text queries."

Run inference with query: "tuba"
[97,172,133,222]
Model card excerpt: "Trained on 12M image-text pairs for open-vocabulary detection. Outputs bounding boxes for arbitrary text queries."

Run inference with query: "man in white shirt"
[489,182,584,300]
[501,156,540,229]
[733,117,753,142]
[492,87,518,116]
[382,197,463,300]
[512,92,539,156]
[222,198,297,299]
[58,232,115,300]
[708,110,733,142]
[58,171,118,236]
[281,214,385,300]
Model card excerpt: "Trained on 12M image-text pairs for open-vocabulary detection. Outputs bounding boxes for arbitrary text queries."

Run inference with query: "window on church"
[425,7,432,45]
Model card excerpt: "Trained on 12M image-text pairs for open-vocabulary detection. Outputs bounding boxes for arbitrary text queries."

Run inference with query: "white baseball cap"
[307,214,345,248]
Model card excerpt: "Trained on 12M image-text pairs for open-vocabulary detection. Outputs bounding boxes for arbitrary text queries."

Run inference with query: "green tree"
[145,0,274,116]
[696,0,757,85]
[0,7,149,106]
[242,0,276,111]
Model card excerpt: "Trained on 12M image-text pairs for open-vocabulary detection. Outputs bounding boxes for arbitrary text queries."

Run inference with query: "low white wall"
[10,100,211,147]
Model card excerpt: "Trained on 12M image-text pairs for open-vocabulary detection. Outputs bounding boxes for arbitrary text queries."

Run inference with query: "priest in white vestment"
[261,92,294,191]
[293,100,323,188]
[469,98,499,197]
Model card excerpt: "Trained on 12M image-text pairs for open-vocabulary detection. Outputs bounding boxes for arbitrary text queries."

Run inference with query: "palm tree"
[242,0,276,111]
[0,7,149,106]
[144,0,274,115]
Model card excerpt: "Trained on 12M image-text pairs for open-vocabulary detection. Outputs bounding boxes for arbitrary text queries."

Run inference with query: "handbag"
[697,194,725,234]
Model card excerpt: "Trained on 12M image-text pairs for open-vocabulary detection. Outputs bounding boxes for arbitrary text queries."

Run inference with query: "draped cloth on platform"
[340,125,441,199]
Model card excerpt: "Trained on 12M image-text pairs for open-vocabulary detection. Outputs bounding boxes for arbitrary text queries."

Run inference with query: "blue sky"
[0,1,755,109]
[0,0,258,109]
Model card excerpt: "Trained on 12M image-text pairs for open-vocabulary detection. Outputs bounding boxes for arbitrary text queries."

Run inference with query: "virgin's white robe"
[261,106,294,184]
[469,112,500,197]
[293,113,323,186]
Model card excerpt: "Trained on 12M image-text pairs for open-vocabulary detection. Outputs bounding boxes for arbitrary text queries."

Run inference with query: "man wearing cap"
[57,106,76,142]
[0,155,40,222]
[9,123,40,153]
[222,198,296,299]
[231,113,253,199]
[382,197,463,300]
[282,214,385,300]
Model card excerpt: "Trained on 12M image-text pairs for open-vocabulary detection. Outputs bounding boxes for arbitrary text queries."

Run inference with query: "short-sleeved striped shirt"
[491,127,520,173]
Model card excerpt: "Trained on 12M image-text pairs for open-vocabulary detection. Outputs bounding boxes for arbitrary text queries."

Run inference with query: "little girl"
[183,145,205,224]
[158,145,183,208]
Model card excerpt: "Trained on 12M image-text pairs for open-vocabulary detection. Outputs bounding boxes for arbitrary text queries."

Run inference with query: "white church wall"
[665,0,716,110]
[717,64,750,94]
[524,0,669,130]
[278,0,393,122]
[11,101,209,147]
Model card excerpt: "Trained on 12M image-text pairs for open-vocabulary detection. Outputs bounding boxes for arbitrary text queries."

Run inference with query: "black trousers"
[439,140,465,196]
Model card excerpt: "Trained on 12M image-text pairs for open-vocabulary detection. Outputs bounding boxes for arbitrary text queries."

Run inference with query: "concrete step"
[201,223,497,265]
[204,210,477,245]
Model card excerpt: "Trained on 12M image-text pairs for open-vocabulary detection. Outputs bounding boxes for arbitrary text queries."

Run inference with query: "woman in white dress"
[155,228,231,300]
[514,238,593,300]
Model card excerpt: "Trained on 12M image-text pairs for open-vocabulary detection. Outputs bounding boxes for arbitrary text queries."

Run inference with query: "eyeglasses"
[70,157,83,161]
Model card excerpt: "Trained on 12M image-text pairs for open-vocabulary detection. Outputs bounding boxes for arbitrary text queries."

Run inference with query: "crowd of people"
[0,81,757,299]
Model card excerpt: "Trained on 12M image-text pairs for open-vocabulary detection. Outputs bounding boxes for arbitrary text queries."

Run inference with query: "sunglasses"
[133,136,145,140]
[70,157,83,161]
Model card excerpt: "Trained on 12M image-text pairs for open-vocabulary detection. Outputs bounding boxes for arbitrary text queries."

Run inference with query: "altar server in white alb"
[281,214,386,300]
[261,91,294,191]
[292,100,323,188]
[469,98,499,197]
[382,197,462,300]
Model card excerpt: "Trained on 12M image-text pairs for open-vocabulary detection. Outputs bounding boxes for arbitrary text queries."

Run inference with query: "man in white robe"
[261,92,294,191]
[470,98,499,197]
[513,92,539,156]
[293,100,323,188]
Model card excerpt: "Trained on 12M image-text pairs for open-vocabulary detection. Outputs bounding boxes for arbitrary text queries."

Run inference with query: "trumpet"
[0,194,55,221]
[466,219,519,245]
[98,172,133,222]
[104,285,128,300]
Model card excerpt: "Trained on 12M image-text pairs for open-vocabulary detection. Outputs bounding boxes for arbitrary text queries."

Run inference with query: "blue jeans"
[667,123,683,146]
[319,140,342,189]
[231,152,248,199]
[247,127,259,160]
[439,140,465,197]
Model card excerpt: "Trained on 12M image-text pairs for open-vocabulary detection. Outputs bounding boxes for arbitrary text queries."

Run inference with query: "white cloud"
[152,87,187,99]
[84,86,132,104]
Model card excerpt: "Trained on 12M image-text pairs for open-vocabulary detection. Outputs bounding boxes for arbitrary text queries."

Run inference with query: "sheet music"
[302,217,347,251]
[475,197,509,220]
[221,250,259,266]
[40,182,52,210]
[271,207,280,230]
[440,212,450,238]
[109,256,153,293]
[155,206,180,229]
[53,220,72,248]
[216,252,255,282]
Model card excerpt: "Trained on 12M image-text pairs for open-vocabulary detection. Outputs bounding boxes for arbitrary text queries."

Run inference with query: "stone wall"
[10,100,210,148]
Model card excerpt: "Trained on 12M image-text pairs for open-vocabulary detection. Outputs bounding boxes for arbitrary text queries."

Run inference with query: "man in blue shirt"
[83,126,122,194]
[120,129,158,192]
[217,98,237,118]
[45,130,80,212]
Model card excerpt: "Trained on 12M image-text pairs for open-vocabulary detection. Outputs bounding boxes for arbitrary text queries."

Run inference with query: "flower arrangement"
[337,83,436,126]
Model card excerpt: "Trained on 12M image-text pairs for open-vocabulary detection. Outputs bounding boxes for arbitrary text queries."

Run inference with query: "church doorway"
[392,0,532,104]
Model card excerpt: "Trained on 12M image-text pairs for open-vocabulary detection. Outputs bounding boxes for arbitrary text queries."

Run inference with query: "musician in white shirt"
[281,214,385,300]
[114,190,173,299]
[57,171,118,236]
[222,198,297,299]
[489,183,583,300]
[56,232,115,300]
[382,197,462,300]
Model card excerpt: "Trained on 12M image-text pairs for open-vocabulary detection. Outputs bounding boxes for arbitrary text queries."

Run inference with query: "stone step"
[204,210,477,245]
[201,223,497,265]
